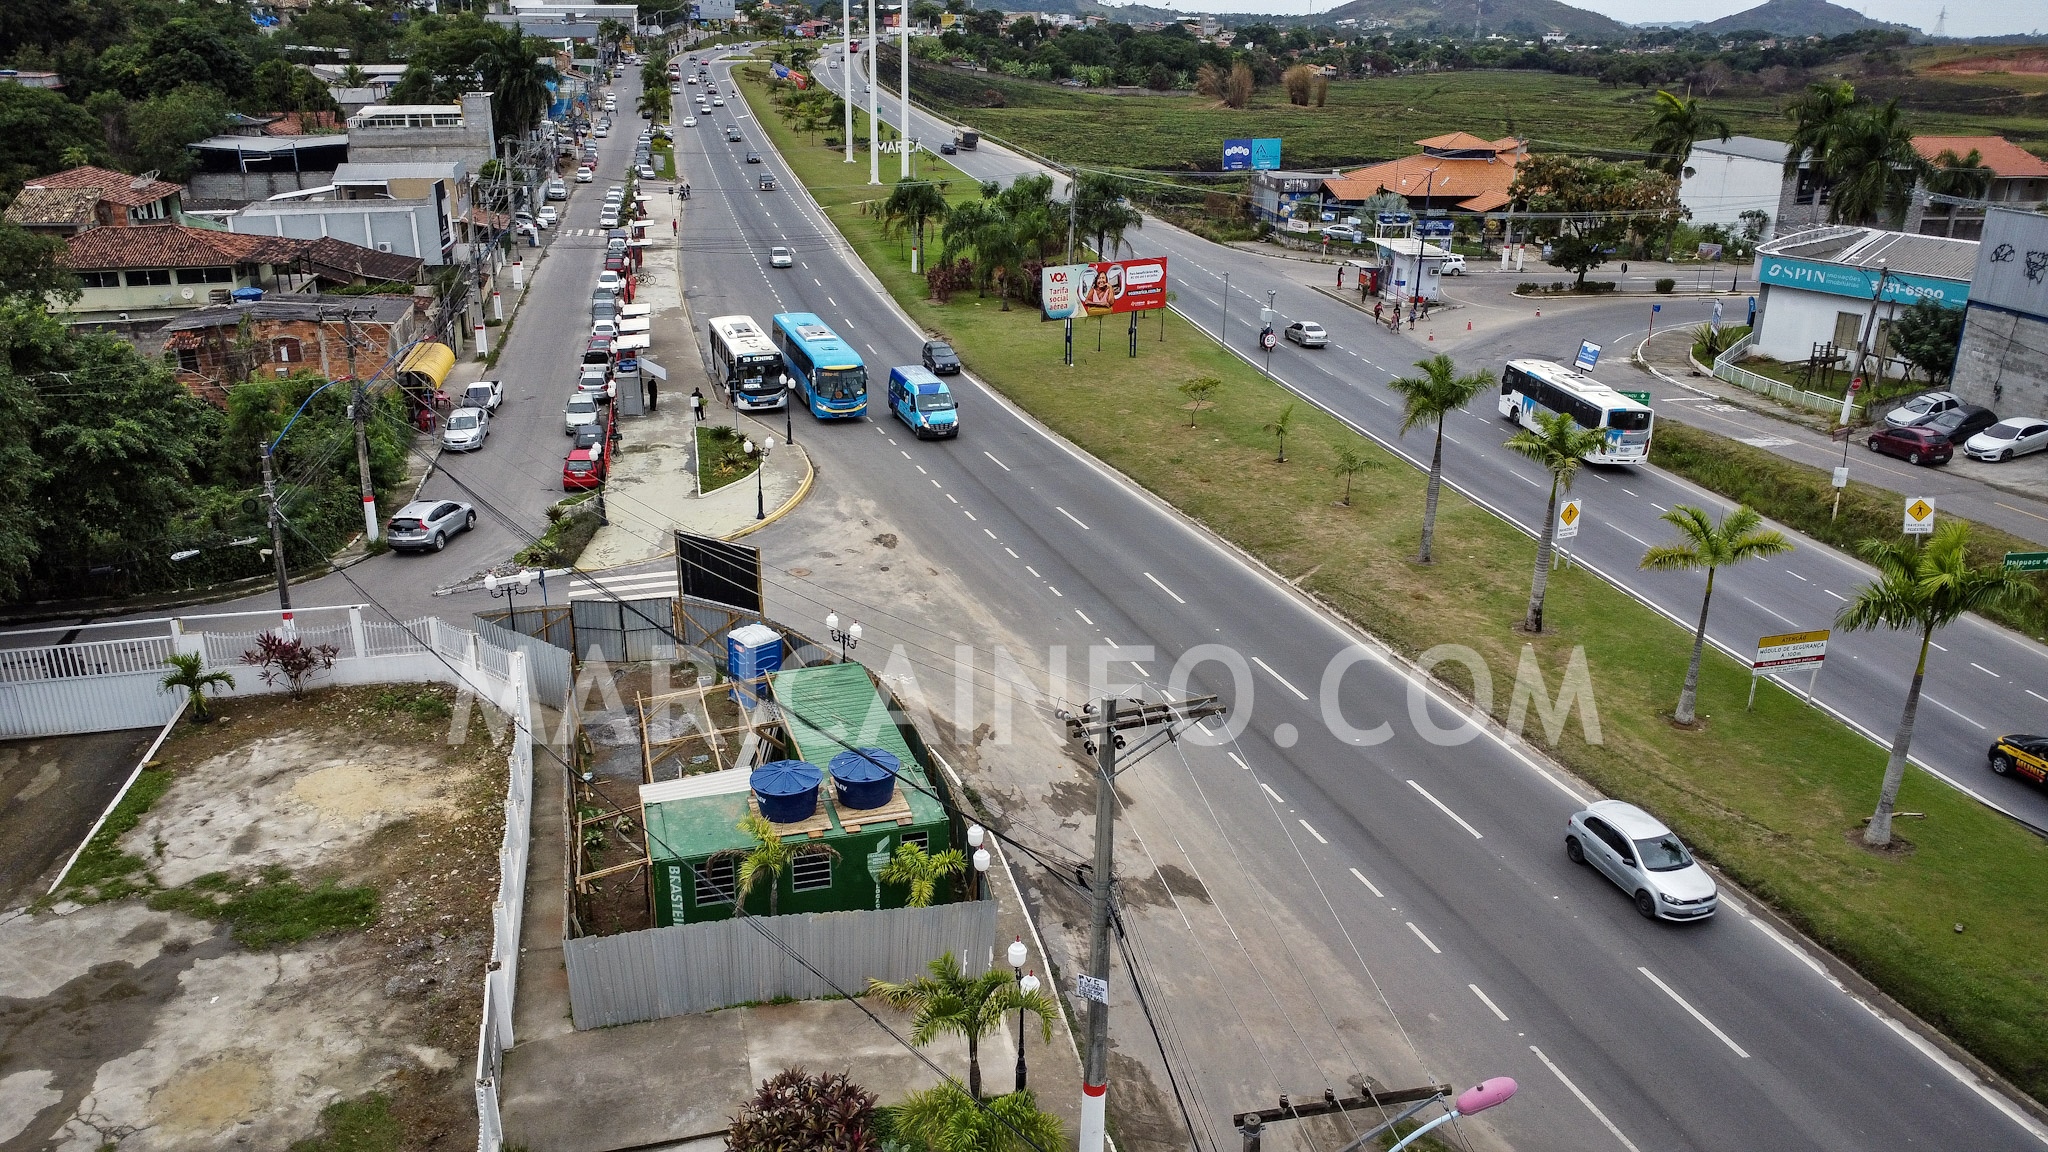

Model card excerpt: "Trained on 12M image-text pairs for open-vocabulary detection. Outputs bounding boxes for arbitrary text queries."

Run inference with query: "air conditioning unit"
[377,242,393,252]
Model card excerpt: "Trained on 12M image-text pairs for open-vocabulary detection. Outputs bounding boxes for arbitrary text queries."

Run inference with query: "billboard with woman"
[1041,257,1168,320]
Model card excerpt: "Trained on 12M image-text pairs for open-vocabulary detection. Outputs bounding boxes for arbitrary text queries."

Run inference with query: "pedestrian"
[1372,300,1383,324]
[672,218,678,237]
[690,387,705,422]
[1407,304,1417,330]
[648,378,659,411]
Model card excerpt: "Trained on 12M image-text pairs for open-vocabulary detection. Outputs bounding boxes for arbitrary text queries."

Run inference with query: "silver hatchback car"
[440,406,489,451]
[386,499,476,553]
[1566,800,1717,921]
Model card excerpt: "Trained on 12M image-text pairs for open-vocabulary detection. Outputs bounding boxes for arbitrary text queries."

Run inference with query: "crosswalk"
[568,566,678,600]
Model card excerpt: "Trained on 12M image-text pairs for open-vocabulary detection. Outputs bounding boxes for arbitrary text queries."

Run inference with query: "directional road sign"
[2006,551,2048,573]
[1904,496,1935,536]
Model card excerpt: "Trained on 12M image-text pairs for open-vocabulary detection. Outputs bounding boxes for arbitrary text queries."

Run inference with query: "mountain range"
[1695,0,1914,36]
[1061,0,1913,39]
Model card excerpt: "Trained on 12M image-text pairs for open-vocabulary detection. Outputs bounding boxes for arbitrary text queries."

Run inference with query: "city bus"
[707,315,788,412]
[1497,358,1653,465]
[771,312,867,419]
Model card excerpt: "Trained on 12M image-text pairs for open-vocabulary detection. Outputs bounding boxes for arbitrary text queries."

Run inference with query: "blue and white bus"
[1498,358,1653,465]
[771,312,867,419]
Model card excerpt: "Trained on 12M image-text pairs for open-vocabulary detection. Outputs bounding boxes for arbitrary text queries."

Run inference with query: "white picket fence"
[1713,332,1864,421]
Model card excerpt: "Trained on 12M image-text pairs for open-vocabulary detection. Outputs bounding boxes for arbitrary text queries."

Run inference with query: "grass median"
[740,65,2048,1104]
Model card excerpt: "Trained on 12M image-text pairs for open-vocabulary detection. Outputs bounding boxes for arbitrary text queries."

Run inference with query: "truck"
[954,127,979,151]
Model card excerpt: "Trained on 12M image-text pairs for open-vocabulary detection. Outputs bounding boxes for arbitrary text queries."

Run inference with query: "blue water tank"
[828,747,899,811]
[751,759,822,823]
[727,622,782,707]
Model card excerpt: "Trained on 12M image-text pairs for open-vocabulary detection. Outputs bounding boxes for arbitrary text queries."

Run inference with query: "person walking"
[690,387,705,422]
[1407,303,1417,330]
[1372,299,1383,325]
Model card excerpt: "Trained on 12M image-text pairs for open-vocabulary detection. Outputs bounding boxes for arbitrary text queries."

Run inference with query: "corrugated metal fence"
[561,899,997,1029]
[475,613,573,712]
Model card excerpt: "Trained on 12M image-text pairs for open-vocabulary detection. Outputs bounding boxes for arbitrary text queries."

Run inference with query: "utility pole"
[261,443,292,616]
[866,0,880,185]
[1842,258,1889,427]
[1066,164,1079,264]
[343,312,379,542]
[1060,693,1225,1152]
[899,3,911,180]
[843,5,855,163]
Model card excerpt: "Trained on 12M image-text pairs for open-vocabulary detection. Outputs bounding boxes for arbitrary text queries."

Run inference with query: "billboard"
[1757,255,1967,307]
[1041,257,1169,320]
[1223,138,1282,171]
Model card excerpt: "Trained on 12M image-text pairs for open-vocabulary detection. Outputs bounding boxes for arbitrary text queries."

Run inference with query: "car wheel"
[465,511,477,531]
[431,532,446,553]
[1635,890,1658,919]
[1907,451,1922,465]
[1565,836,1586,865]
[2000,450,2013,463]
[1867,438,1880,451]
[1992,752,2015,776]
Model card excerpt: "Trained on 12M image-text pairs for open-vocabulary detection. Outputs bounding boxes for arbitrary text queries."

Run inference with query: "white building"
[1679,135,1787,238]
[1748,225,1975,379]
[229,161,468,266]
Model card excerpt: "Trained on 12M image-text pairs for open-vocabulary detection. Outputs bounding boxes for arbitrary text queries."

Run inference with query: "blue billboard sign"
[1416,218,1455,237]
[1250,138,1282,170]
[1375,212,1411,226]
[1223,139,1254,171]
[1225,138,1282,171]
[1758,255,1968,307]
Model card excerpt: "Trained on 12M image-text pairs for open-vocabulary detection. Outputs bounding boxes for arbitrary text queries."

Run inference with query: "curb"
[724,448,815,541]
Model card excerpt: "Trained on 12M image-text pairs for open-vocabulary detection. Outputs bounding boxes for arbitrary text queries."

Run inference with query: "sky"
[1096,0,2048,39]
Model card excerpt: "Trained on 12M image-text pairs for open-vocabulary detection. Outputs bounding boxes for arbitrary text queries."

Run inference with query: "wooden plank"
[836,783,912,834]
[747,789,835,840]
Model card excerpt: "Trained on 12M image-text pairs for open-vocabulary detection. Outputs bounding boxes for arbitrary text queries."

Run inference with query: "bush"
[1517,282,1541,293]
[727,1068,878,1152]
[1582,280,1617,294]
[240,632,340,699]
[1655,278,1676,294]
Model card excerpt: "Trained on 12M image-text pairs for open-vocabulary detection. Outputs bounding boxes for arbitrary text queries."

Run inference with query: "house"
[1905,136,2048,241]
[0,68,62,89]
[345,96,495,171]
[4,166,189,237]
[1678,136,1787,238]
[227,161,468,266]
[1321,133,1528,219]
[57,226,304,323]
[186,133,352,208]
[1952,207,2048,417]
[157,295,423,395]
[1748,225,1974,379]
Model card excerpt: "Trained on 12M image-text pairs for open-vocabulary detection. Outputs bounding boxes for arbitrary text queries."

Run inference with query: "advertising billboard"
[1041,257,1169,320]
[1757,255,1968,307]
[1223,138,1282,172]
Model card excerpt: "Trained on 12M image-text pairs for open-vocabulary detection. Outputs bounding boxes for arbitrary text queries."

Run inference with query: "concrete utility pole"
[1066,164,1079,264]
[843,5,854,163]
[1843,258,1890,427]
[261,444,291,615]
[1060,693,1225,1152]
[899,5,911,180]
[341,312,379,543]
[866,0,881,185]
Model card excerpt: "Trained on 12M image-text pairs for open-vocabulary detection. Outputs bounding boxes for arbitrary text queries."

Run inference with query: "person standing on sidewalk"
[1373,299,1383,325]
[690,387,705,422]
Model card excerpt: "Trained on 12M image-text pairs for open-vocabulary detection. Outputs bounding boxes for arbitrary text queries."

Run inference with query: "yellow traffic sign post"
[1750,628,1830,710]
[1903,496,1935,537]
[1554,499,1582,571]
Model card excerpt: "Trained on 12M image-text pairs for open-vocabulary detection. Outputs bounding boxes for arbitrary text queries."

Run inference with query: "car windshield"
[1983,424,2019,440]
[1634,834,1693,871]
[915,393,955,412]
[448,414,478,429]
[566,459,593,473]
[466,387,491,403]
[569,400,595,413]
[930,343,954,358]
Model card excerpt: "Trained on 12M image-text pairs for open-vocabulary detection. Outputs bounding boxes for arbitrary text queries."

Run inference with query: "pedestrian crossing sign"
[1904,497,1935,536]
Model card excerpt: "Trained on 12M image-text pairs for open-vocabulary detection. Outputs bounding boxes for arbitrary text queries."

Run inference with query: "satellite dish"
[181,287,195,300]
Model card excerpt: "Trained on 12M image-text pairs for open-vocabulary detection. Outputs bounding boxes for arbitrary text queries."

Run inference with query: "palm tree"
[1641,89,1730,177]
[1331,444,1370,507]
[882,177,952,271]
[1926,147,1992,200]
[1836,522,2036,847]
[1387,353,1491,563]
[868,952,1057,1100]
[638,84,671,123]
[1823,100,1929,228]
[1074,172,1142,258]
[159,652,234,724]
[726,812,841,916]
[1639,505,1792,725]
[338,64,369,90]
[1504,410,1607,633]
[878,840,967,907]
[1263,402,1295,463]
[477,24,560,139]
[889,1083,1063,1152]
[1782,80,1857,180]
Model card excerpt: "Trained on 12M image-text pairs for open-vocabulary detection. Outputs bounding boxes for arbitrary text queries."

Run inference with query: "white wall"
[1680,153,1784,235]
[1754,284,1910,378]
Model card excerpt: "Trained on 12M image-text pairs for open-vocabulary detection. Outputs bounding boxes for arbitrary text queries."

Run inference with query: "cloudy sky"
[1101,0,2045,39]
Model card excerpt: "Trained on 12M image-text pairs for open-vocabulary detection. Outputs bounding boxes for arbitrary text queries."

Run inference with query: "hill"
[1696,0,1914,36]
[1313,0,1629,39]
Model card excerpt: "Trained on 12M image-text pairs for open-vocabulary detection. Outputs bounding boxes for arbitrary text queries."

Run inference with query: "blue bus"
[771,312,867,419]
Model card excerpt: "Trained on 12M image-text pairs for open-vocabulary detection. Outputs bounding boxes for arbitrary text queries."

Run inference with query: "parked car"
[386,499,476,553]
[1917,404,1998,446]
[1283,321,1328,348]
[575,166,594,183]
[591,318,620,340]
[604,254,628,274]
[1566,800,1717,920]
[596,270,624,297]
[1321,224,1364,244]
[1440,253,1468,275]
[440,407,489,451]
[572,424,607,450]
[563,443,608,490]
[770,246,793,268]
[593,125,608,138]
[460,379,504,413]
[921,339,961,375]
[578,365,615,401]
[565,395,602,435]
[512,210,536,231]
[1885,390,1961,428]
[1965,417,2048,462]
[638,164,658,180]
[1867,424,1953,466]
[536,205,558,227]
[546,179,567,200]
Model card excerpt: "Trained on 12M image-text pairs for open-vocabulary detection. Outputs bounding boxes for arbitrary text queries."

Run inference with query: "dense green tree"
[251,59,341,116]
[392,15,559,139]
[1823,99,1927,228]
[138,19,254,99]
[1891,300,1965,386]
[881,176,951,270]
[0,222,81,307]
[1073,172,1141,258]
[1510,154,1679,287]
[0,83,103,197]
[1640,89,1729,177]
[867,953,1056,1101]
[127,85,231,180]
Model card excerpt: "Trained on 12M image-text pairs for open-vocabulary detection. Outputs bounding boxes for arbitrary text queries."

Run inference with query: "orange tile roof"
[26,165,183,209]
[1910,135,2048,180]
[62,225,300,271]
[1458,190,1513,213]
[1324,152,1524,209]
[1415,131,1505,152]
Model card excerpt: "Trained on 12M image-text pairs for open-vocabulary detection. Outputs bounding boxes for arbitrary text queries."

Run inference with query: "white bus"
[1498,358,1653,465]
[707,315,788,411]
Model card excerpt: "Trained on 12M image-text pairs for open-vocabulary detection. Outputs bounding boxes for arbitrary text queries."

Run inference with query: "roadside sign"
[1830,425,1852,442]
[1620,390,1652,404]
[1904,497,1935,536]
[2006,551,2048,573]
[1076,974,1109,1004]
[1754,629,1829,671]
[1832,466,1849,489]
[1576,340,1601,371]
[1556,498,1582,541]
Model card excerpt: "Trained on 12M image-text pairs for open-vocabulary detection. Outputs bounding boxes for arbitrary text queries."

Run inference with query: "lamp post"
[745,435,774,519]
[826,612,863,661]
[1384,1079,1517,1152]
[967,823,987,899]
[484,568,539,627]
[1008,938,1035,1091]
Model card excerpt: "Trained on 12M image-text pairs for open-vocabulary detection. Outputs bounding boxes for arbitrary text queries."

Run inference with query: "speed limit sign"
[1260,329,1278,351]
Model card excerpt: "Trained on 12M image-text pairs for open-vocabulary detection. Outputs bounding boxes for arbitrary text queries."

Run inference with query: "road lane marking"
[1076,609,1094,626]
[1529,1047,1643,1152]
[1144,572,1187,604]
[931,479,942,488]
[1823,589,1848,602]
[2029,689,2048,704]
[947,493,958,503]
[1048,585,1062,596]
[1741,595,1797,626]
[1299,819,1327,844]
[1407,780,1483,839]
[1651,503,1667,511]
[1638,967,1749,1058]
[1470,984,1509,1021]
[1251,657,1308,700]
[1025,565,1041,577]
[984,528,998,539]
[1349,867,1383,897]
[915,464,927,474]
[984,451,1010,471]
[1405,922,1442,954]
[1057,506,1090,529]
[1930,641,1948,652]
[900,450,911,459]
[1996,501,2048,524]
[1926,696,1986,729]
[1622,488,1639,497]
[1004,547,1019,558]
[1610,525,1650,547]
[963,510,977,520]
[1514,473,1540,487]
[1786,569,1808,582]
[1972,662,2000,678]
[1260,782,1285,804]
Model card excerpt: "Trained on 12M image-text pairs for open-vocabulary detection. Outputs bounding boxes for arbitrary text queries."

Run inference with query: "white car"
[591,318,619,339]
[575,166,594,183]
[440,407,489,452]
[1321,224,1364,244]
[459,379,503,413]
[683,115,697,127]
[565,395,601,435]
[770,246,793,268]
[546,179,567,200]
[1965,416,2048,462]
[1441,253,1468,275]
[1885,390,1961,428]
[1566,800,1717,921]
[596,270,624,296]
[712,96,726,107]
[594,125,608,138]
[1283,321,1327,348]
[686,74,697,84]
[536,205,558,227]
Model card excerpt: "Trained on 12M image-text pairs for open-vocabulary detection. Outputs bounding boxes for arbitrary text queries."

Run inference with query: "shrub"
[240,632,340,699]
[1516,282,1541,293]
[727,1068,878,1152]
[1582,280,1617,294]
[1655,277,1676,294]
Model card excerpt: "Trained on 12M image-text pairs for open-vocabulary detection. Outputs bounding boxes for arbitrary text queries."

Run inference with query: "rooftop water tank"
[828,747,899,811]
[750,759,822,824]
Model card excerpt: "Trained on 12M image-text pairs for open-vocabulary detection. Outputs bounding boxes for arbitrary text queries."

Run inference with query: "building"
[1321,133,1527,219]
[227,161,467,266]
[1748,225,1975,378]
[57,226,304,323]
[345,96,495,171]
[1366,237,1452,302]
[0,68,62,89]
[186,134,352,208]
[157,295,424,394]
[1247,171,1331,230]
[1905,136,2048,241]
[494,0,638,38]
[1951,207,2048,418]
[4,167,190,237]
[1678,136,1787,238]
[307,62,408,116]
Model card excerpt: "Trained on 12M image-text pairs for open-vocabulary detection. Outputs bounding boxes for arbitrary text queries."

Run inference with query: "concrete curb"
[723,447,815,541]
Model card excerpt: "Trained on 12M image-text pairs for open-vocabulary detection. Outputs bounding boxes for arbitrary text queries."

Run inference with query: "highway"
[672,48,2048,1152]
[809,58,2048,839]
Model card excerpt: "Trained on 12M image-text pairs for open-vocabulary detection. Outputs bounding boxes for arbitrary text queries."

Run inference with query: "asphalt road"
[676,49,2047,1152]
[811,62,2048,838]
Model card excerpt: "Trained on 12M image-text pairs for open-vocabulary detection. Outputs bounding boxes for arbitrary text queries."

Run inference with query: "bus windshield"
[734,355,782,393]
[816,367,867,401]
[1607,409,1652,432]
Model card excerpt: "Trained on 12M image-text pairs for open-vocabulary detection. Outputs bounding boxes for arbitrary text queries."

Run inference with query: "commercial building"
[1905,136,2048,241]
[1321,133,1527,219]
[345,95,495,171]
[1677,136,1787,238]
[1952,207,2048,417]
[1748,225,1975,379]
[228,161,467,266]
[1247,171,1332,231]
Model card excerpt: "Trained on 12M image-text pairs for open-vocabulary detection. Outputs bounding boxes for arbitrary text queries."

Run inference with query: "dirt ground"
[0,685,511,1152]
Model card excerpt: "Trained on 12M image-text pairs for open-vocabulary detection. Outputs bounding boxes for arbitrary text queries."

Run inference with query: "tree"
[1073,172,1141,259]
[728,1068,879,1152]
[393,16,559,140]
[1925,148,1991,200]
[1504,410,1606,632]
[1890,300,1964,386]
[867,952,1057,1101]
[878,840,967,907]
[1387,353,1490,563]
[1281,62,1314,105]
[1641,89,1730,177]
[1639,505,1792,725]
[1262,401,1294,463]
[138,19,253,99]
[638,83,672,122]
[0,222,81,306]
[1837,523,2036,847]
[1178,375,1219,427]
[1782,80,1857,179]
[1823,99,1927,228]
[159,652,235,723]
[240,632,340,699]
[0,83,102,199]
[127,85,230,181]
[1332,444,1370,507]
[1509,154,1678,289]
[1224,61,1254,108]
[726,812,840,916]
[882,177,952,270]
[887,1084,1063,1152]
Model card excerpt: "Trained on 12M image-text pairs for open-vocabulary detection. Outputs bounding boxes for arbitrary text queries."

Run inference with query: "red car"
[563,442,607,490]
[1867,425,1952,466]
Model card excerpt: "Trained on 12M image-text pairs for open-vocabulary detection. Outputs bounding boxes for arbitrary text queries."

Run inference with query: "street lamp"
[745,435,775,519]
[826,612,862,661]
[1008,937,1036,1091]
[968,823,988,899]
[1386,1079,1517,1152]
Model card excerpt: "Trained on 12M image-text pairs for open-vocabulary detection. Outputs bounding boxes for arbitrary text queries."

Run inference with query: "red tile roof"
[1910,135,2048,180]
[62,225,301,271]
[1324,152,1525,210]
[26,165,184,209]
[1415,131,1516,153]
[263,110,344,136]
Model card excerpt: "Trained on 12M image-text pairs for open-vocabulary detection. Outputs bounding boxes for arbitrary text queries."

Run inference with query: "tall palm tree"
[1387,353,1490,563]
[882,177,952,271]
[1504,410,1607,633]
[1836,523,2036,847]
[868,952,1057,1100]
[1925,147,1991,200]
[725,813,840,916]
[878,839,967,907]
[478,24,559,140]
[1074,172,1142,258]
[1782,80,1857,179]
[1823,99,1929,229]
[889,1083,1063,1152]
[637,84,671,123]
[1639,505,1792,725]
[159,652,234,724]
[1641,89,1730,177]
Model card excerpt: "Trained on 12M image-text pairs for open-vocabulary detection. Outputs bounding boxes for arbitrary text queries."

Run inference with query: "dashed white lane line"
[1514,473,1541,487]
[984,528,997,539]
[1651,502,1668,512]
[1470,984,1510,1022]
[1823,588,1849,603]
[1349,867,1383,898]
[1529,1046,1644,1152]
[1250,657,1308,701]
[1228,752,1251,771]
[1407,779,1483,839]
[1929,641,1948,652]
[931,479,942,488]
[915,464,927,474]
[1057,506,1090,530]
[1610,524,1650,547]
[1025,565,1041,578]
[828,296,838,307]
[900,450,911,459]
[2029,689,2048,704]
[1786,569,1808,582]
[1742,595,1797,626]
[1972,662,2001,678]
[1048,586,1062,597]
[963,510,977,521]
[1259,782,1285,804]
[1405,922,1442,954]
[984,451,1010,471]
[1926,696,1986,730]
[947,493,958,503]
[1298,819,1327,844]
[1144,572,1187,604]
[1004,547,1019,558]
[1076,609,1095,626]
[1638,967,1750,1058]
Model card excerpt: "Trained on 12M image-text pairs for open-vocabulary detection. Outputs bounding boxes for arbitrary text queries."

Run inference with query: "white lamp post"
[1008,937,1034,1091]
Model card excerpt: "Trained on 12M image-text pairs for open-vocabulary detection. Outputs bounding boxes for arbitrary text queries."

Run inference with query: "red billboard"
[1040,257,1168,320]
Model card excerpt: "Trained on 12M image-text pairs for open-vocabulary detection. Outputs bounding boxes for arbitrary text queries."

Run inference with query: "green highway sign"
[1621,390,1652,404]
[2006,551,2048,573]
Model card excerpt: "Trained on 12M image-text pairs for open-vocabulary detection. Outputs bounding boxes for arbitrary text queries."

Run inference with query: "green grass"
[148,865,379,950]
[516,493,601,567]
[652,137,677,181]
[288,1093,402,1152]
[742,64,2048,1105]
[697,423,760,493]
[63,765,176,902]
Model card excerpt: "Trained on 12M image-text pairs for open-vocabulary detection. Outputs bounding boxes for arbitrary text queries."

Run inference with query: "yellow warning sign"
[1904,496,1935,535]
[1556,498,1583,540]
[1561,504,1580,526]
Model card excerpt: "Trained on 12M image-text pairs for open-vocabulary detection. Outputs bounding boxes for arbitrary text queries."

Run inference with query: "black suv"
[922,339,962,375]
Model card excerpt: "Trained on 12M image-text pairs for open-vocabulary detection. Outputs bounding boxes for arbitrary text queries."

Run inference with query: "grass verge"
[62,764,176,903]
[697,423,759,493]
[149,865,379,949]
[742,64,2048,1104]
[288,1093,403,1152]
[516,492,602,566]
